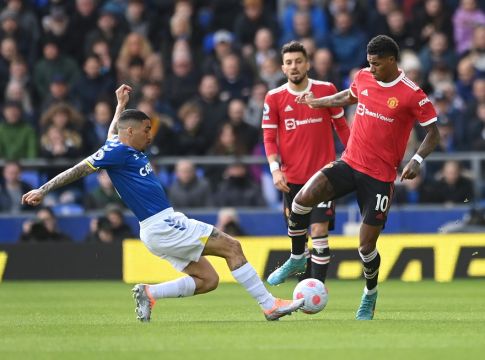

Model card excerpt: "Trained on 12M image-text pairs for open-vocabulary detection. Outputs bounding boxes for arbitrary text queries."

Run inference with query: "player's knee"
[205,272,219,292]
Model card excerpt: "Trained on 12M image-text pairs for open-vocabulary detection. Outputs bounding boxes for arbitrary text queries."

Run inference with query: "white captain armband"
[269,161,280,173]
[412,154,424,164]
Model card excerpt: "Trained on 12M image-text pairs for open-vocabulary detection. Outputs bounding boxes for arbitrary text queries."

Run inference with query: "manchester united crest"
[387,97,399,109]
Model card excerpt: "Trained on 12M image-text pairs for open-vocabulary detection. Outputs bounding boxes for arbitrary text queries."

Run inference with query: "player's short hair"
[118,109,149,125]
[367,35,400,60]
[281,41,308,60]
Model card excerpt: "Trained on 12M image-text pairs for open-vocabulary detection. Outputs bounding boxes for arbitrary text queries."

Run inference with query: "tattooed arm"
[296,89,358,108]
[107,84,132,139]
[22,161,96,206]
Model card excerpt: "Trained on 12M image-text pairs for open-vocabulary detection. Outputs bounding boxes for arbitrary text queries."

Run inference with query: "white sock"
[148,276,196,300]
[364,286,378,296]
[290,253,304,260]
[231,262,275,310]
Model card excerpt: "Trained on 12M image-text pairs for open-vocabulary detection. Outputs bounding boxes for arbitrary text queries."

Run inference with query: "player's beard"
[288,72,307,85]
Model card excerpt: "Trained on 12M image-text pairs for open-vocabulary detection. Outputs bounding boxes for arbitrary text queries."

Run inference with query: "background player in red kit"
[293,35,440,319]
[262,41,350,285]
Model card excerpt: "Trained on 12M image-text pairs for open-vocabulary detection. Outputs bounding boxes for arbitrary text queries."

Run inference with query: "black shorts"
[322,160,394,227]
[283,183,335,230]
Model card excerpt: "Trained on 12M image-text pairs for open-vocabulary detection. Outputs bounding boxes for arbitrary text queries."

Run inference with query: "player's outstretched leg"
[132,284,155,322]
[267,202,311,285]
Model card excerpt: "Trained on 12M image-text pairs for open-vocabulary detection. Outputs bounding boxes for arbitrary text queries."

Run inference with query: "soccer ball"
[293,278,328,314]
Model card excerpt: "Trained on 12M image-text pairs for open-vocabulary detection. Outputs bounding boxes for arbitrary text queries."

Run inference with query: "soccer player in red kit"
[293,35,440,319]
[262,41,350,285]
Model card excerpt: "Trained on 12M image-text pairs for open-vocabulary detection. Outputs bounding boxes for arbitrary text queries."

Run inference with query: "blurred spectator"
[174,100,209,155]
[234,0,278,59]
[40,125,81,160]
[324,0,368,29]
[433,160,474,204]
[84,170,124,210]
[214,162,266,207]
[209,122,249,157]
[85,3,127,62]
[466,102,485,150]
[88,38,115,77]
[86,100,113,150]
[124,0,157,41]
[393,173,434,204]
[41,6,73,56]
[104,204,134,241]
[466,25,485,74]
[168,159,213,208]
[412,0,454,49]
[399,49,424,85]
[244,81,267,128]
[218,53,252,102]
[0,36,18,97]
[455,56,476,101]
[366,0,398,38]
[419,32,457,79]
[5,79,33,119]
[193,74,227,144]
[0,161,32,213]
[328,11,367,77]
[247,27,278,75]
[226,98,259,152]
[3,0,40,58]
[20,207,71,242]
[68,0,99,63]
[452,0,485,55]
[85,216,116,243]
[72,54,116,115]
[33,39,80,103]
[40,102,85,154]
[116,32,163,83]
[384,9,417,50]
[137,98,177,156]
[309,48,342,89]
[280,0,329,47]
[216,207,246,236]
[465,77,485,119]
[164,47,200,110]
[259,54,286,89]
[202,29,235,77]
[0,7,35,66]
[40,74,82,113]
[0,100,36,159]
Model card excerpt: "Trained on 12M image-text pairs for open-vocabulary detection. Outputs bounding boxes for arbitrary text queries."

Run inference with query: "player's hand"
[272,170,290,193]
[115,84,132,107]
[400,160,421,181]
[21,189,45,206]
[295,91,316,108]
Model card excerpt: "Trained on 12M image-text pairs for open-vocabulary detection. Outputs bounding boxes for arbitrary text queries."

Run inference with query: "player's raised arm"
[107,84,132,139]
[22,161,96,206]
[296,89,357,108]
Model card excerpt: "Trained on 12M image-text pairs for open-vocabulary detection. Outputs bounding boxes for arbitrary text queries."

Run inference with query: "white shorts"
[139,208,214,271]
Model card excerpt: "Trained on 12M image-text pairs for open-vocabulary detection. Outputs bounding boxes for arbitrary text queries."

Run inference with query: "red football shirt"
[343,69,437,182]
[262,79,349,184]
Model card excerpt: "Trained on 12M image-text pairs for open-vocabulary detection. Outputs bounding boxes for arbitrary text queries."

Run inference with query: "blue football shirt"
[85,136,171,221]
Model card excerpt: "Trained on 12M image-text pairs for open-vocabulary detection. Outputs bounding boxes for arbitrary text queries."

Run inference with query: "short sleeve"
[85,141,127,170]
[349,70,361,98]
[412,89,438,126]
[261,93,278,129]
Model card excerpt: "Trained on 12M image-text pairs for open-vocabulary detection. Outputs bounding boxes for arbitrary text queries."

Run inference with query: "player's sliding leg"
[202,228,304,320]
[355,224,382,320]
[267,201,310,285]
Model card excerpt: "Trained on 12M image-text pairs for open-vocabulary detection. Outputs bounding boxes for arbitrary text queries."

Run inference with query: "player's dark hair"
[367,35,400,60]
[281,41,307,59]
[118,109,149,124]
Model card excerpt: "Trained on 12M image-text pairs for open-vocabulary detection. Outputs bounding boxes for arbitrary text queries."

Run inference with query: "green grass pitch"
[1,280,484,360]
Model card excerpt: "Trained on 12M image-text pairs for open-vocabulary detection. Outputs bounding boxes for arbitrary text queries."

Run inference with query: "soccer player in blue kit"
[22,84,303,322]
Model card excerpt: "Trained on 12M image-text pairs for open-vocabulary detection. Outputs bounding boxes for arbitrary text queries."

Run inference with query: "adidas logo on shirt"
[361,89,369,96]
[284,105,293,112]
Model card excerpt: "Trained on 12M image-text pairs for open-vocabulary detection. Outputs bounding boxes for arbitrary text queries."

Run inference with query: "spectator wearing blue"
[419,32,457,79]
[280,0,329,47]
[328,11,367,78]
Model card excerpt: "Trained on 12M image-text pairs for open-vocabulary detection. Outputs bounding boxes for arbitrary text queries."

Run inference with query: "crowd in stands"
[1,0,485,226]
